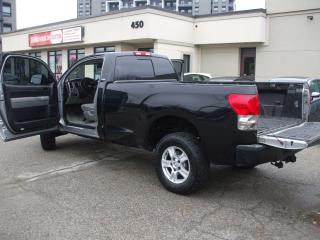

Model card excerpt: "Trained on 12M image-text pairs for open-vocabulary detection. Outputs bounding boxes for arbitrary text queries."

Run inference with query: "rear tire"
[155,132,209,194]
[40,133,56,151]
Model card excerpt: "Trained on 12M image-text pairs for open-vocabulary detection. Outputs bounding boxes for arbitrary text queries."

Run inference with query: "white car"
[183,73,212,83]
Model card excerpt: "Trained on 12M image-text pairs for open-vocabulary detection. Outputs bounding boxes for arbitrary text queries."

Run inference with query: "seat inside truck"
[63,59,103,127]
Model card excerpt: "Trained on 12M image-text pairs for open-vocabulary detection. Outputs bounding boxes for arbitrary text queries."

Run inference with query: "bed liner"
[257,117,302,135]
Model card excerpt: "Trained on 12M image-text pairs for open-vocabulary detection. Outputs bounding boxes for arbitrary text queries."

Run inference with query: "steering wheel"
[80,78,97,95]
[66,79,81,97]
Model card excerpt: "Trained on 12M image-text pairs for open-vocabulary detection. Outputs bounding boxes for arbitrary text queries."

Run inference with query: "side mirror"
[311,92,320,100]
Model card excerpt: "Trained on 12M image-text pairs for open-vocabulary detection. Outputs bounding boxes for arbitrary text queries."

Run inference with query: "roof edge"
[3,6,266,35]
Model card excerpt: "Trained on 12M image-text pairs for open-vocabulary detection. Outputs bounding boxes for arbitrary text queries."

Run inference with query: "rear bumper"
[236,144,295,167]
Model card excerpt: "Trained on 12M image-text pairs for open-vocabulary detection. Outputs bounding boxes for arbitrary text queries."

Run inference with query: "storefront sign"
[29,27,83,47]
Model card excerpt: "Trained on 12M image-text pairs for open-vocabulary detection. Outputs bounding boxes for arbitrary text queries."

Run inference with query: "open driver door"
[0,55,59,141]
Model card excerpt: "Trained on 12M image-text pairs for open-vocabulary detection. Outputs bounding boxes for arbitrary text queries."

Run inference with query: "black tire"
[155,132,209,194]
[40,133,56,151]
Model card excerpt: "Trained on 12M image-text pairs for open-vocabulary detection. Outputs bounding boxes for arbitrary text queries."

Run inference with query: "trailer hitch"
[271,161,284,168]
[271,155,297,169]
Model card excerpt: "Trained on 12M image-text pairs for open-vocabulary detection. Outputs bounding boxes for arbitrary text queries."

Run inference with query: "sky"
[16,0,266,29]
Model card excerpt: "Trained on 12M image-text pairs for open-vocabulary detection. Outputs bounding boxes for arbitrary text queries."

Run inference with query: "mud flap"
[258,122,320,150]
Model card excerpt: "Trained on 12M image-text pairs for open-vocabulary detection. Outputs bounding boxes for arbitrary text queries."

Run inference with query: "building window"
[94,46,115,53]
[3,23,12,33]
[29,52,42,59]
[68,49,85,67]
[183,54,191,73]
[138,48,154,53]
[240,48,256,79]
[48,51,63,80]
[2,2,11,17]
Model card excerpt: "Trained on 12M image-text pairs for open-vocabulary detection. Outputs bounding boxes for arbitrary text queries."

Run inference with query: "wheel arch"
[146,115,200,150]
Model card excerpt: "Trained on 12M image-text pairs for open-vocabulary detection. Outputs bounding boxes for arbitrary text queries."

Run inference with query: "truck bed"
[256,82,305,135]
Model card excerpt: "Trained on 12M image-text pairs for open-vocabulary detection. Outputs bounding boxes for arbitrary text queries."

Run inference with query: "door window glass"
[3,56,54,85]
[115,56,155,81]
[67,59,103,81]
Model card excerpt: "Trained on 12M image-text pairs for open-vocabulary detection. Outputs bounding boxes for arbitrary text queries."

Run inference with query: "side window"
[3,56,54,85]
[67,59,103,81]
[115,56,155,81]
[152,57,178,80]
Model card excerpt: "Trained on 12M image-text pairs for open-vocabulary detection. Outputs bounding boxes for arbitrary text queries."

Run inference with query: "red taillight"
[134,51,151,56]
[228,94,260,116]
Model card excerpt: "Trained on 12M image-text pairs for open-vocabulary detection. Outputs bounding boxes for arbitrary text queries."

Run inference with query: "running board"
[258,122,320,150]
[59,120,99,139]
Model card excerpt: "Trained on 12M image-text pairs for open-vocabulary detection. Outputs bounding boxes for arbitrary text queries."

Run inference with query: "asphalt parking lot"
[0,135,319,240]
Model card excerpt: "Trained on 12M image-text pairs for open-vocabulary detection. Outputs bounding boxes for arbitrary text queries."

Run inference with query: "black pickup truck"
[1,52,320,194]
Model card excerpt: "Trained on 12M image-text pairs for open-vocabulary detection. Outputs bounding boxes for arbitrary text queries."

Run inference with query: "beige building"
[1,0,320,80]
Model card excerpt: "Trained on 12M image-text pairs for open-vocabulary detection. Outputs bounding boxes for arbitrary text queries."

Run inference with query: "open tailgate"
[258,122,320,150]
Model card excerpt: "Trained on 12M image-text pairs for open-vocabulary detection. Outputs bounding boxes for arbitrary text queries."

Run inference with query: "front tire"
[155,132,209,194]
[40,133,56,151]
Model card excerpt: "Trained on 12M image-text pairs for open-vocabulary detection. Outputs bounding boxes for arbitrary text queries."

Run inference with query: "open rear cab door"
[0,54,59,141]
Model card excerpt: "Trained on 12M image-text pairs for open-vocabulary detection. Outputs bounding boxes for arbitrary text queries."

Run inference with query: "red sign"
[29,27,83,47]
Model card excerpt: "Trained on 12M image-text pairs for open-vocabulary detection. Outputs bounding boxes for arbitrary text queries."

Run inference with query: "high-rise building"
[193,0,235,15]
[0,0,17,33]
[0,0,17,52]
[77,0,107,17]
[77,0,235,17]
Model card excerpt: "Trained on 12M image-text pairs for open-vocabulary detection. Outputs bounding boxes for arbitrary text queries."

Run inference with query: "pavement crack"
[16,159,105,183]
[179,206,223,239]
